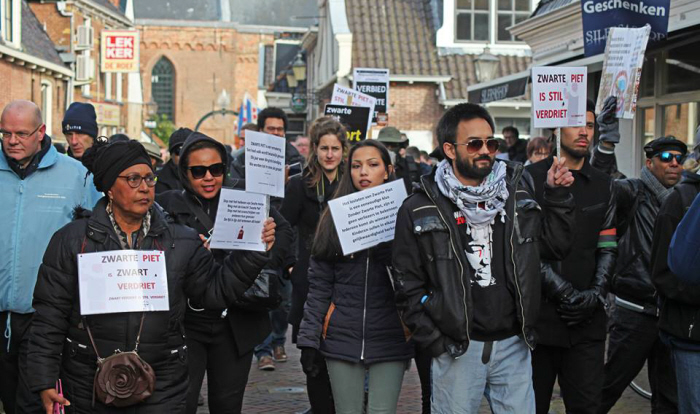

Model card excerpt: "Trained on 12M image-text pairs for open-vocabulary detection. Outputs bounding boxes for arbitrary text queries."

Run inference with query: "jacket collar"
[0,135,58,173]
[87,197,170,244]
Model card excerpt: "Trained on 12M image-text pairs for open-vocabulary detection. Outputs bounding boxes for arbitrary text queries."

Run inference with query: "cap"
[643,136,688,159]
[376,126,407,144]
[142,141,163,164]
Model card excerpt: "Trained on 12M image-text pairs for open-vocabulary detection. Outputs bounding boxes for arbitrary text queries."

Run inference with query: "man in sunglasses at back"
[393,103,576,413]
[155,127,193,194]
[588,98,684,413]
[526,99,617,414]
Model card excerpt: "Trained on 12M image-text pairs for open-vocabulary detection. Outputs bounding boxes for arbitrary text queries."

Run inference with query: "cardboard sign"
[324,104,371,144]
[100,30,140,73]
[353,68,390,123]
[78,250,169,315]
[331,84,375,134]
[581,0,669,56]
[328,180,408,256]
[532,67,588,128]
[209,189,268,252]
[596,26,650,119]
[244,131,286,198]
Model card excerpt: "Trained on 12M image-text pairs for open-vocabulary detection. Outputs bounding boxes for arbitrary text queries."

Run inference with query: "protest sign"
[581,0,669,56]
[324,104,372,144]
[244,130,286,198]
[100,30,140,72]
[532,67,588,129]
[209,189,269,252]
[353,68,390,124]
[331,84,376,133]
[596,25,650,119]
[328,180,408,256]
[78,250,169,315]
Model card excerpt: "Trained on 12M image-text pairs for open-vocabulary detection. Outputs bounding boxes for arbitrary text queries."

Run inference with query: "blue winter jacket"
[668,192,700,284]
[0,145,93,314]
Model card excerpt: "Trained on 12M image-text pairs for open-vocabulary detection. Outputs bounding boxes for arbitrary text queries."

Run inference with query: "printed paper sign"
[209,189,269,252]
[596,26,651,119]
[324,104,372,143]
[100,30,140,73]
[78,250,169,315]
[328,180,408,256]
[245,131,286,198]
[532,67,588,128]
[331,84,376,134]
[353,68,390,124]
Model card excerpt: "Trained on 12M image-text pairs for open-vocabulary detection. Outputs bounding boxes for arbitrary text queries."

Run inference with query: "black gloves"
[557,289,602,326]
[597,96,620,144]
[300,347,320,377]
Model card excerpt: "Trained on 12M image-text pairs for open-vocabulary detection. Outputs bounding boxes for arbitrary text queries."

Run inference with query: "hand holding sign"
[547,156,575,188]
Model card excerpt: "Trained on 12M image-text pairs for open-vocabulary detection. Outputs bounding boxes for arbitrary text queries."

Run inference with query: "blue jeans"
[431,335,534,414]
[661,332,700,414]
[254,278,292,359]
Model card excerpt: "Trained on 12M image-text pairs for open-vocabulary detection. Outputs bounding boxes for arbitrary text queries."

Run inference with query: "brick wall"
[386,83,444,132]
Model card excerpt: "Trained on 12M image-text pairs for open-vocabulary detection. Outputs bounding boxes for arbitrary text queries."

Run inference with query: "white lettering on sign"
[582,0,666,17]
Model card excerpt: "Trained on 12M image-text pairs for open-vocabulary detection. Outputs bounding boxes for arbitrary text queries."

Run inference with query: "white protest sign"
[209,189,269,252]
[331,84,376,134]
[78,250,169,315]
[328,180,408,256]
[596,25,651,119]
[532,67,588,128]
[245,130,286,198]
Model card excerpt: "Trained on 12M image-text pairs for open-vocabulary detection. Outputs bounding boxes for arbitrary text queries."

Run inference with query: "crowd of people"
[0,95,699,414]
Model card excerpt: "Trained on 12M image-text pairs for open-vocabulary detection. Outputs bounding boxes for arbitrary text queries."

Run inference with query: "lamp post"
[475,46,500,83]
[195,89,238,132]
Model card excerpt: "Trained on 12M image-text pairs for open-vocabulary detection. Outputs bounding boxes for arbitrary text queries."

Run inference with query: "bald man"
[0,100,95,413]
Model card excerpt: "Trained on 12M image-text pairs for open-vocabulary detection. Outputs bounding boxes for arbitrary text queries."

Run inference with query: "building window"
[453,0,531,44]
[455,0,490,42]
[151,57,174,121]
[497,0,530,42]
[41,81,53,137]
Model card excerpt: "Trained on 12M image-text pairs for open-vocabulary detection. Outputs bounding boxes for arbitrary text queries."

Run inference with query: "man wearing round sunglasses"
[155,127,192,194]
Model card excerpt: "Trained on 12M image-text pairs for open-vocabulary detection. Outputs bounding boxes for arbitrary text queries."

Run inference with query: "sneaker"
[258,355,275,371]
[273,345,288,362]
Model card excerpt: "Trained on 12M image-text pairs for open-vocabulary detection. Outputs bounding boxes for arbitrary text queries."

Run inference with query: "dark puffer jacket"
[297,243,414,364]
[155,160,183,194]
[25,199,266,413]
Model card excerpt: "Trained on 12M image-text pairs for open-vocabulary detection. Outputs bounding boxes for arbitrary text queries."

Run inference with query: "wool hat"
[376,126,407,144]
[62,102,98,139]
[81,140,152,192]
[643,136,688,159]
[168,127,193,152]
[142,141,164,165]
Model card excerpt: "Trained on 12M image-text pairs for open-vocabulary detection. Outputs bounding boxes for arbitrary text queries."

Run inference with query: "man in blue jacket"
[0,100,94,414]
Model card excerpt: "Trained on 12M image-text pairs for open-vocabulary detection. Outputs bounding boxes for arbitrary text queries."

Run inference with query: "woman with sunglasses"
[297,140,414,414]
[281,116,347,413]
[27,140,275,413]
[157,132,293,414]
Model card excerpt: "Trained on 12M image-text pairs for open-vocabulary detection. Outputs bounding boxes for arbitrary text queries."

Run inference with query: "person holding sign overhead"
[156,132,292,414]
[297,140,414,414]
[25,140,276,414]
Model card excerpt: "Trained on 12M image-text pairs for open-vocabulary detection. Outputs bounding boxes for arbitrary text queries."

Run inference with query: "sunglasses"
[188,163,225,179]
[655,152,684,164]
[453,138,499,155]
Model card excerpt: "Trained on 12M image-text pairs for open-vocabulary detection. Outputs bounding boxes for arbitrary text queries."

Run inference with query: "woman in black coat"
[27,140,275,413]
[156,132,292,414]
[297,140,414,414]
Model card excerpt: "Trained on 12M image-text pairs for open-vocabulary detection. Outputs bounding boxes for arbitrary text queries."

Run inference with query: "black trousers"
[306,351,335,414]
[414,344,432,414]
[1,312,43,414]
[599,306,677,413]
[532,340,605,414]
[185,317,253,414]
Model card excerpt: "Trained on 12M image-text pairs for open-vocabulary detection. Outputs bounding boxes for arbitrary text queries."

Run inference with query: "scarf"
[640,166,672,205]
[435,159,509,235]
[106,202,152,250]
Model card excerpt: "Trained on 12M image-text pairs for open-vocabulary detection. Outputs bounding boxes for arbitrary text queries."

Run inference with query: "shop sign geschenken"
[324,104,372,143]
[78,250,169,315]
[596,25,651,119]
[209,189,269,252]
[328,180,408,256]
[581,0,669,57]
[101,30,140,72]
[244,131,286,198]
[353,68,390,124]
[532,67,588,129]
[331,84,376,134]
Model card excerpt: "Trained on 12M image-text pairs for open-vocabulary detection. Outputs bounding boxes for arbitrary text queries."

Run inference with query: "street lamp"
[216,89,231,111]
[292,53,306,82]
[194,89,238,131]
[286,68,298,89]
[475,46,500,83]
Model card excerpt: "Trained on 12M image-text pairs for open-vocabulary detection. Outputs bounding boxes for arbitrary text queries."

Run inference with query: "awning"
[467,69,530,104]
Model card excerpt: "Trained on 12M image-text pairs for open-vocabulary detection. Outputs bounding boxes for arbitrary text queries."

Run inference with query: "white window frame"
[80,18,92,97]
[0,0,21,48]
[41,80,53,137]
[105,72,112,101]
[116,73,123,103]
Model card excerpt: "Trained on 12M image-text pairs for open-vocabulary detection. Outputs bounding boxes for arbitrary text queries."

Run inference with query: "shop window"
[662,102,699,146]
[665,43,700,95]
[151,57,175,122]
[639,56,655,98]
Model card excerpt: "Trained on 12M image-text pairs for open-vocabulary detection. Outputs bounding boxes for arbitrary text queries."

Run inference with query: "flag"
[237,94,258,136]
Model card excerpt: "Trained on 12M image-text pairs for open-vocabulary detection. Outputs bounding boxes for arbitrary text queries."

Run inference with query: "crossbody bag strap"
[183,193,214,231]
[83,313,146,358]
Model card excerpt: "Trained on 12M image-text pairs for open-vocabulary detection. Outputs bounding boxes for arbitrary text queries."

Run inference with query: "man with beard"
[393,103,576,413]
[526,99,617,414]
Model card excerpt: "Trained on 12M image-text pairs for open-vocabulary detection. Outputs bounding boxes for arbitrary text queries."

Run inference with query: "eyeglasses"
[188,163,225,179]
[655,152,685,164]
[453,138,499,155]
[118,174,157,188]
[0,124,42,140]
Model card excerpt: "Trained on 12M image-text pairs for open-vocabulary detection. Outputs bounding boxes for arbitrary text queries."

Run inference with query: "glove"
[557,289,600,326]
[597,96,620,144]
[300,347,320,378]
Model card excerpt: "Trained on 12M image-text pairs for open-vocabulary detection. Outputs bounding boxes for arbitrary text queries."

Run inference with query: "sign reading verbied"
[78,250,169,315]
[353,68,390,124]
[101,30,140,73]
[328,180,408,256]
[532,67,588,128]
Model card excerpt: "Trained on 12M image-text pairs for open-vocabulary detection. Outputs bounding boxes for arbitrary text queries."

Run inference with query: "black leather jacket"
[392,162,575,357]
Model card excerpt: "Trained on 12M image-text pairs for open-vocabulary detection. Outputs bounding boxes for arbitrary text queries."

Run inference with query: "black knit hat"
[168,127,193,152]
[643,136,688,159]
[81,140,152,192]
[62,102,98,139]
